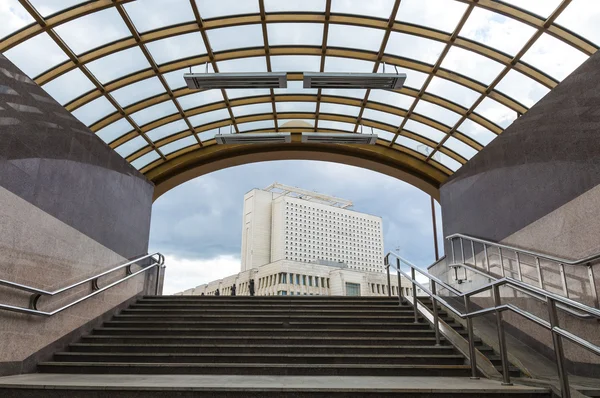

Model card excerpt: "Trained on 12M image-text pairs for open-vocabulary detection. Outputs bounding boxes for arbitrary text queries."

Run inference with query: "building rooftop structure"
[264,182,353,209]
[1,1,598,199]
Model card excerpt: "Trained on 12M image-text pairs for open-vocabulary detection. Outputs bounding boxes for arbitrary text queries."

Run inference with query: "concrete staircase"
[0,296,551,397]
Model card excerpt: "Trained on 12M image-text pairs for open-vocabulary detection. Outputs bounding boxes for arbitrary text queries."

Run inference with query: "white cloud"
[162,254,241,295]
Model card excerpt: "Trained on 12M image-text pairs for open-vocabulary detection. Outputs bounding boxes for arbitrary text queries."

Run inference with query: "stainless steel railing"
[0,252,165,316]
[384,252,600,398]
[447,233,600,310]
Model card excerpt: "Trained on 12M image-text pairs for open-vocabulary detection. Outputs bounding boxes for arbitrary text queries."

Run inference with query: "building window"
[346,282,361,297]
[303,275,306,286]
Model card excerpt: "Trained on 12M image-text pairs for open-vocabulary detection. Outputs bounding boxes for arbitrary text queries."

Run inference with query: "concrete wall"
[240,189,273,270]
[0,56,155,374]
[436,50,600,377]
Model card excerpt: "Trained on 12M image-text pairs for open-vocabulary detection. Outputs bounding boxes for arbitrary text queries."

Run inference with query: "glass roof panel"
[268,23,323,46]
[330,0,395,19]
[522,33,588,81]
[87,47,150,84]
[500,0,562,18]
[459,7,536,56]
[362,108,402,127]
[161,135,197,155]
[178,89,224,110]
[265,0,325,12]
[318,120,356,132]
[271,56,321,73]
[188,108,230,126]
[227,88,270,99]
[124,0,195,34]
[374,128,395,142]
[437,152,462,172]
[495,69,550,108]
[443,135,477,160]
[72,96,116,126]
[238,120,275,132]
[556,0,600,47]
[328,24,385,52]
[198,128,220,141]
[42,68,95,105]
[404,119,445,142]
[54,8,130,55]
[111,76,166,108]
[385,32,445,65]
[164,67,213,91]
[396,0,467,33]
[319,103,361,117]
[218,57,267,73]
[369,90,413,110]
[96,118,134,144]
[195,0,259,19]
[441,46,505,85]
[276,101,316,114]
[457,118,496,146]
[275,80,318,95]
[29,0,86,17]
[131,150,160,170]
[130,100,178,126]
[4,32,68,78]
[147,119,189,142]
[146,32,207,65]
[396,135,432,153]
[207,25,264,52]
[0,0,35,39]
[278,119,315,128]
[321,88,366,99]
[414,101,461,127]
[324,57,374,73]
[400,69,429,90]
[232,103,273,117]
[475,97,517,129]
[426,76,480,109]
[115,135,147,158]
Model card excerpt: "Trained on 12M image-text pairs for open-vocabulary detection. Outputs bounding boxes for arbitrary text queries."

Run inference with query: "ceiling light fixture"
[303,73,406,89]
[301,133,377,144]
[215,132,291,144]
[184,72,288,89]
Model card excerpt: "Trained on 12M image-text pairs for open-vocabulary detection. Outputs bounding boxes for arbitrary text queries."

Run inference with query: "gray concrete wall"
[436,49,600,377]
[0,55,155,374]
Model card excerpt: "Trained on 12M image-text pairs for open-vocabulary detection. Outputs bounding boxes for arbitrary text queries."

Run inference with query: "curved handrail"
[0,252,165,316]
[385,251,600,397]
[447,233,600,266]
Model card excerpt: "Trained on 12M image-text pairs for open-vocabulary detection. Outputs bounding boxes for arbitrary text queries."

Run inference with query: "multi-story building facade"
[178,183,415,297]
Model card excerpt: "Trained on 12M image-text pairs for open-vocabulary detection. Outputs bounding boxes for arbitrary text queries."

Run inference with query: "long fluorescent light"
[303,73,406,89]
[302,133,377,144]
[184,72,287,89]
[215,133,291,144]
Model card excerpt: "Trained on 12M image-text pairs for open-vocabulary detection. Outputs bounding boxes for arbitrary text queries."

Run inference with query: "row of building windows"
[258,272,331,289]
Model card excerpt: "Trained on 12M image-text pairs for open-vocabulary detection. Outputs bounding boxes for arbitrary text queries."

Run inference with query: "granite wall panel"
[0,54,153,259]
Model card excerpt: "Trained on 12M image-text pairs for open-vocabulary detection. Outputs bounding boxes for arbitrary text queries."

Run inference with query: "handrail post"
[460,238,466,264]
[431,282,441,346]
[535,256,544,289]
[451,238,456,263]
[548,297,570,398]
[588,264,599,310]
[155,264,161,296]
[493,285,512,385]
[397,258,402,304]
[411,267,418,323]
[499,247,506,277]
[471,240,476,267]
[386,261,391,297]
[464,295,479,380]
[515,252,522,281]
[484,244,490,273]
[559,263,569,298]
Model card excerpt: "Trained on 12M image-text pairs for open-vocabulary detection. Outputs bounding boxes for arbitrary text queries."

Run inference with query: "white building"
[241,183,385,273]
[177,183,415,297]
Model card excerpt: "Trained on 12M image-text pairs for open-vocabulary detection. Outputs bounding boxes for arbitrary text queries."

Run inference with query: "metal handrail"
[447,233,599,310]
[447,233,600,266]
[0,252,165,317]
[384,251,600,398]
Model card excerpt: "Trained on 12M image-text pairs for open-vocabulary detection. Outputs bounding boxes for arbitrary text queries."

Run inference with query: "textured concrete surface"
[0,374,549,393]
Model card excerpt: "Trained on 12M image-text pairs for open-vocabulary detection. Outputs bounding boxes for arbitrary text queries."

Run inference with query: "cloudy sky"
[1,1,599,294]
[149,160,444,294]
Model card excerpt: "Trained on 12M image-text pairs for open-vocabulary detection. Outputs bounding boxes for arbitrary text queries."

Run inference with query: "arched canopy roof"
[1,0,598,197]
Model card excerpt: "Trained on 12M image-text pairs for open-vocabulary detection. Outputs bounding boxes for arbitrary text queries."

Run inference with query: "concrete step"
[53,352,466,365]
[128,304,411,311]
[113,314,437,323]
[136,300,406,308]
[119,309,432,317]
[143,296,400,301]
[92,327,443,338]
[80,335,459,346]
[37,362,474,376]
[68,343,458,355]
[103,321,436,330]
